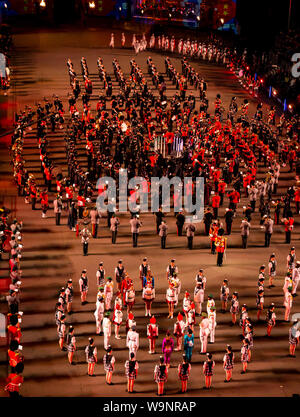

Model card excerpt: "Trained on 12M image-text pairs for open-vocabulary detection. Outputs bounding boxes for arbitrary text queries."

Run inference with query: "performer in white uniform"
[126,325,139,359]
[208,306,217,343]
[199,313,210,354]
[102,312,111,350]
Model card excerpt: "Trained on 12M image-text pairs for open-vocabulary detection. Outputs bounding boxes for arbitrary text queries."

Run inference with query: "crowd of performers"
[52,253,300,395]
[0,210,25,397]
[7,46,300,395]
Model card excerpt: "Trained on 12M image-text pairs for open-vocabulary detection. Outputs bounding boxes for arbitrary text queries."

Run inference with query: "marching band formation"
[4,29,300,397]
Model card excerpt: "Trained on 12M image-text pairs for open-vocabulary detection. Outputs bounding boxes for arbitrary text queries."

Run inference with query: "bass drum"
[82,207,89,218]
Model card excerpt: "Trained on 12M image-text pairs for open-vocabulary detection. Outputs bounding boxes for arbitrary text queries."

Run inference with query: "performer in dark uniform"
[85,337,97,376]
[125,352,139,393]
[203,352,215,389]
[223,345,234,382]
[178,354,191,393]
[154,356,168,396]
[66,326,76,365]
[266,303,276,336]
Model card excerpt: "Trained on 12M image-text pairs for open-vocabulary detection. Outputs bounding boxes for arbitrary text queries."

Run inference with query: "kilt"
[103,355,114,372]
[289,334,298,346]
[126,370,137,380]
[246,334,253,348]
[155,374,167,383]
[154,365,167,383]
[230,305,239,314]
[178,365,190,381]
[241,348,249,363]
[67,343,75,352]
[58,329,64,339]
[86,355,96,364]
[203,362,214,376]
[224,354,234,370]
[104,363,114,372]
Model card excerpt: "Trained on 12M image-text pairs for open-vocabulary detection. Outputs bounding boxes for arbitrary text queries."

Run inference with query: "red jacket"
[77,195,86,207]
[284,218,294,232]
[218,181,226,194]
[212,195,221,208]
